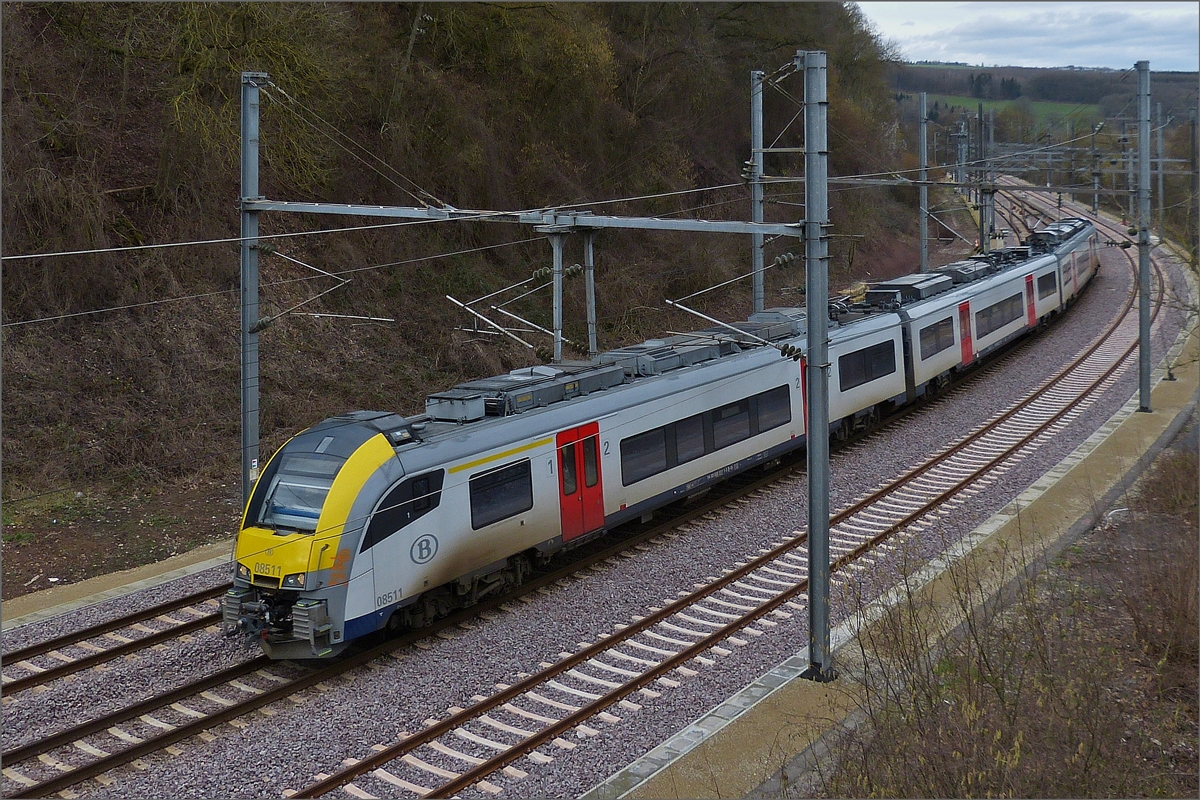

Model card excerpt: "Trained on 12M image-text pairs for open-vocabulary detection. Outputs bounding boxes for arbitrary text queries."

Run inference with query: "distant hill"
[884,59,1197,277]
[889,62,1197,124]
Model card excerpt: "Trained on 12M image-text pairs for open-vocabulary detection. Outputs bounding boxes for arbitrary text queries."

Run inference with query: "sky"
[855,2,1200,72]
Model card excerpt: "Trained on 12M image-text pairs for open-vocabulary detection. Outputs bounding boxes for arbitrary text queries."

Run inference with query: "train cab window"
[1037,272,1057,299]
[412,476,432,512]
[755,385,791,432]
[362,470,446,551]
[470,460,534,529]
[582,437,599,488]
[621,428,667,486]
[839,341,897,392]
[561,442,578,496]
[254,452,346,533]
[675,414,706,465]
[713,399,751,449]
[919,317,955,360]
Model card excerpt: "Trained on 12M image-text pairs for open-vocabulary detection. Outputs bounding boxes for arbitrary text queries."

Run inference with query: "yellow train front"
[222,411,413,659]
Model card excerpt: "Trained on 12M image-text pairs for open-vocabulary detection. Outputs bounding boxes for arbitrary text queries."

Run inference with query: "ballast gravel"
[2,242,1189,800]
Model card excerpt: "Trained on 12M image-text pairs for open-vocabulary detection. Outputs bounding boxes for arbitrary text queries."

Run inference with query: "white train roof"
[320,218,1092,466]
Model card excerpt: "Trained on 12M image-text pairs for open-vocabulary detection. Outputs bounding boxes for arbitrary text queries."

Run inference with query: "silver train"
[224,218,1099,658]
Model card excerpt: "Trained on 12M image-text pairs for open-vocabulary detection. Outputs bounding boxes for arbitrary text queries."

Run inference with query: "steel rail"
[303,324,1157,799]
[2,656,271,765]
[428,251,1166,798]
[2,585,229,664]
[3,465,800,798]
[296,215,1164,799]
[301,309,1143,797]
[2,613,222,694]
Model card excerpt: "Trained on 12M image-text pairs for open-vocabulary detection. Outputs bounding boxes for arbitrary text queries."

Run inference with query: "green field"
[925,94,1102,132]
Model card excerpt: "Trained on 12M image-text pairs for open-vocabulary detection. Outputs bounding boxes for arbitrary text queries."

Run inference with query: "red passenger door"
[1024,274,1037,327]
[799,357,809,436]
[958,301,974,365]
[556,422,605,542]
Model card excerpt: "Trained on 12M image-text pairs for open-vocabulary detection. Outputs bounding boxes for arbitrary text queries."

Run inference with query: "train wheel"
[384,609,406,636]
[402,591,447,628]
[510,554,532,588]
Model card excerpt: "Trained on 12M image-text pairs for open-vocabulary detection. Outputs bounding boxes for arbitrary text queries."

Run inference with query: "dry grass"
[788,423,1199,799]
[1118,446,1199,703]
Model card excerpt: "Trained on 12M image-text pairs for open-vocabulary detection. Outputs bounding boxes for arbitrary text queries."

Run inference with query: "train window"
[583,437,599,488]
[254,452,346,533]
[919,317,955,361]
[713,399,751,450]
[618,386,791,487]
[470,460,534,529]
[755,385,791,432]
[621,428,667,486]
[412,476,432,512]
[675,414,706,465]
[561,442,578,496]
[839,341,897,392]
[361,470,445,551]
[1037,272,1057,300]
[975,293,1023,338]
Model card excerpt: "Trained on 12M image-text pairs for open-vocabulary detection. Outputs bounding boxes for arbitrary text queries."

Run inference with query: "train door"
[958,301,974,365]
[1024,274,1037,327]
[556,422,604,542]
[799,357,809,436]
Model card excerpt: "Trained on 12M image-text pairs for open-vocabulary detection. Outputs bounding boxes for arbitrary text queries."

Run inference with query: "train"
[223,217,1099,659]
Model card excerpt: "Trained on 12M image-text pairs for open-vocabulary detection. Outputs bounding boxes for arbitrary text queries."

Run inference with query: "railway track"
[277,205,1166,798]
[0,321,1064,799]
[0,456,813,799]
[1,586,230,694]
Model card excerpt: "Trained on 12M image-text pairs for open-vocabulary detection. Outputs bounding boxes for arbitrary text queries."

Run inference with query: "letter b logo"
[410,534,438,564]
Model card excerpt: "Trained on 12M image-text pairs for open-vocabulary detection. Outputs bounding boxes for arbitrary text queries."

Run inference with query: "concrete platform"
[583,298,1198,799]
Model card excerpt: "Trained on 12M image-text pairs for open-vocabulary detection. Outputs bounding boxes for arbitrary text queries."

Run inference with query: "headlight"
[282,573,306,589]
[236,563,250,579]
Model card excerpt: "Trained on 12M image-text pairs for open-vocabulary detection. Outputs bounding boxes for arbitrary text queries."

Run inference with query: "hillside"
[890,61,1198,119]
[2,2,975,595]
